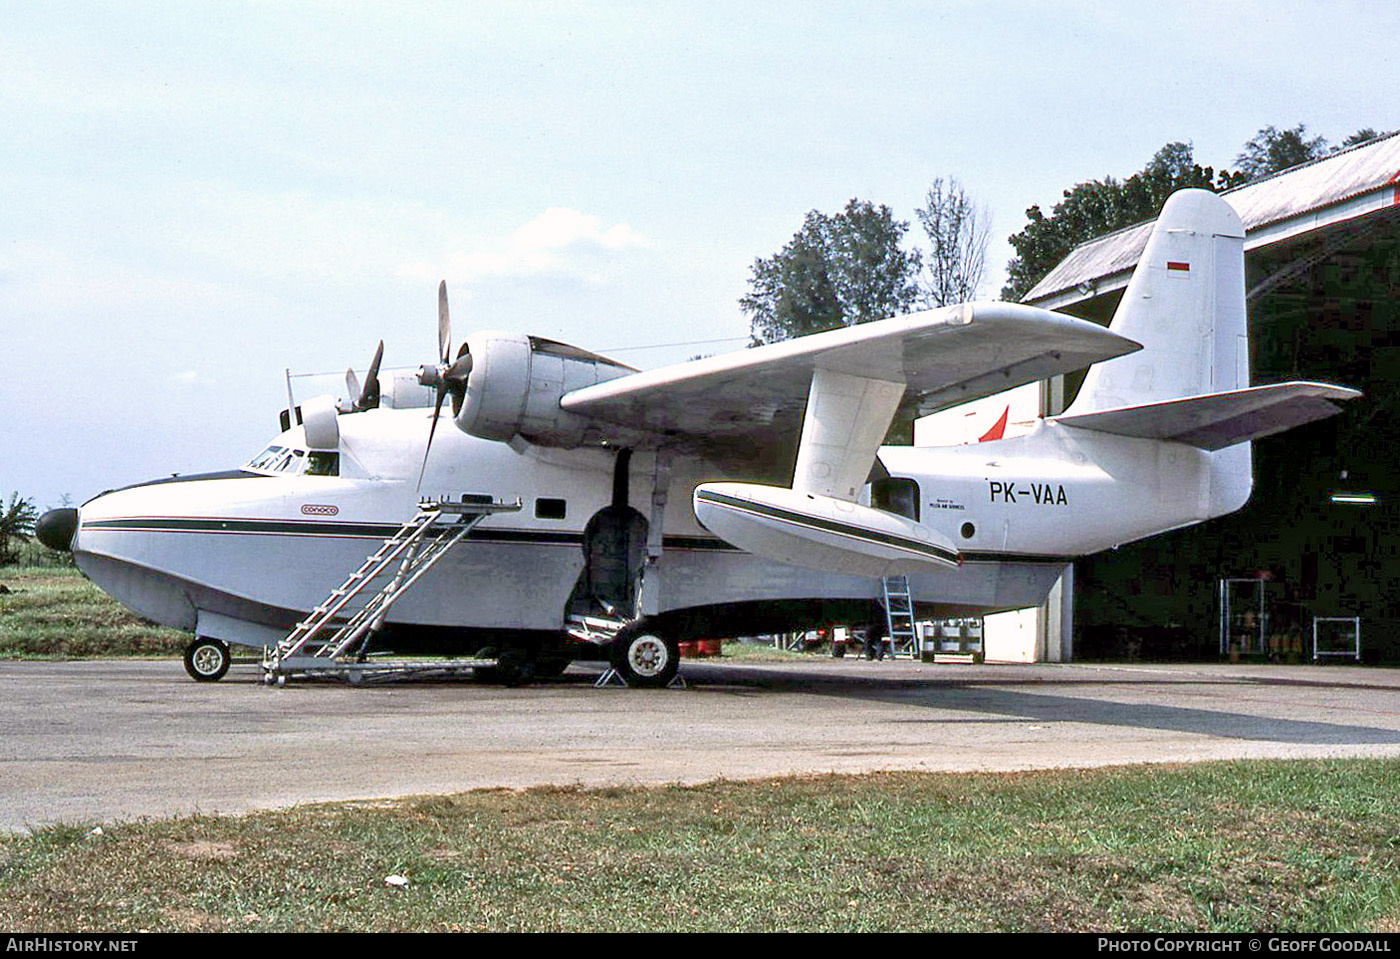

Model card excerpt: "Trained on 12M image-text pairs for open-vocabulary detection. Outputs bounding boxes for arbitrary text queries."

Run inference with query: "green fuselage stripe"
[79,517,738,552]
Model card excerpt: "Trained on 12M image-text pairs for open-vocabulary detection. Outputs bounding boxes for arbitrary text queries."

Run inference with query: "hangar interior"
[1022,133,1400,664]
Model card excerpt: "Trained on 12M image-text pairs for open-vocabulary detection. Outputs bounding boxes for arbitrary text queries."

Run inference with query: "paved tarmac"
[4,657,1400,832]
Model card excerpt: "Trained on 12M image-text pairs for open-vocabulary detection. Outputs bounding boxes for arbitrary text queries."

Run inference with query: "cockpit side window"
[871,477,920,521]
[247,445,286,471]
[246,444,333,476]
[307,451,340,476]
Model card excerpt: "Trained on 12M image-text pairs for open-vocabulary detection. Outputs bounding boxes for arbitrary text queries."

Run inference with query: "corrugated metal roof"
[1025,132,1400,307]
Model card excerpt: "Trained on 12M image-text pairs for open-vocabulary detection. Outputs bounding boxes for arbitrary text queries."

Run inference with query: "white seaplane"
[38,190,1358,686]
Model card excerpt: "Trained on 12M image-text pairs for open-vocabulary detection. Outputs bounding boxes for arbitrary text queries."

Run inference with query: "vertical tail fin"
[1066,189,1247,416]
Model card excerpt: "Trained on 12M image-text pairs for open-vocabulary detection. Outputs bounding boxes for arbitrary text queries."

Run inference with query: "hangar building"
[1023,132,1400,663]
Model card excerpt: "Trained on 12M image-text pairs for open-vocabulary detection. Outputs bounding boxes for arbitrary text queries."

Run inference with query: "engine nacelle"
[380,371,436,410]
[453,331,636,446]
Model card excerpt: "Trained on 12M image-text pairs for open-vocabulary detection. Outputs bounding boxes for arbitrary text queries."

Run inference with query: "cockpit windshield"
[245,444,338,476]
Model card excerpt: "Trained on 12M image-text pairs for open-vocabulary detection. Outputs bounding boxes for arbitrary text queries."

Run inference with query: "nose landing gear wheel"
[184,637,231,682]
[610,629,679,688]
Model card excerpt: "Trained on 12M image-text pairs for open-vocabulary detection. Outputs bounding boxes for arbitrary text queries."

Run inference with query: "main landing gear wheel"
[533,656,573,680]
[184,637,231,682]
[473,648,536,687]
[610,629,679,689]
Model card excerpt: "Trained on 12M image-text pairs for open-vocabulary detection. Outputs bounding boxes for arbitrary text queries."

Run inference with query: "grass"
[3,760,1400,932]
[0,566,185,658]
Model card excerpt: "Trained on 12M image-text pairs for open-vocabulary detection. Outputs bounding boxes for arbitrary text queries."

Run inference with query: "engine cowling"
[453,332,635,447]
[300,394,340,450]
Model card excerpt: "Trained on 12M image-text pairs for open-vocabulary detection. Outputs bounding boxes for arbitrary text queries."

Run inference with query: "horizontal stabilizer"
[1054,382,1360,451]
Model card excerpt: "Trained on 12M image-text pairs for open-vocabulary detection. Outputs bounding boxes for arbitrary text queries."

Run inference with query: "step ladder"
[263,498,520,684]
[881,574,918,658]
[565,613,628,647]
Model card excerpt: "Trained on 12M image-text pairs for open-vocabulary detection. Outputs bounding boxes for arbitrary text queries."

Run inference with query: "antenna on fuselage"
[283,368,296,431]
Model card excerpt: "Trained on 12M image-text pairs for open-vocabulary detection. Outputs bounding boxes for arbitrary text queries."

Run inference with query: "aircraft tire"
[610,629,679,689]
[184,637,231,682]
[534,656,573,679]
[495,650,536,687]
[475,649,535,687]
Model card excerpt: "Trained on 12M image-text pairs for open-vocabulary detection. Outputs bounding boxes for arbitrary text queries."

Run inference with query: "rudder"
[1066,189,1247,415]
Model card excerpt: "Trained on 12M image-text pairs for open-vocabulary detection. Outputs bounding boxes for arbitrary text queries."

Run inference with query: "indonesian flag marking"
[1167,261,1191,272]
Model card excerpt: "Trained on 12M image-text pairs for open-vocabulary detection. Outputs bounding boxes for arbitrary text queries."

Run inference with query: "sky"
[4,0,1397,510]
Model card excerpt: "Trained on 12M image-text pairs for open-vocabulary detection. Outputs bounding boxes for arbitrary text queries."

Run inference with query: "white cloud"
[513,208,648,253]
[403,208,651,286]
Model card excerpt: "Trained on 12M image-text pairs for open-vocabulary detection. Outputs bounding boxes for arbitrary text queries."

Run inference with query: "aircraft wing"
[1053,381,1361,451]
[561,302,1140,471]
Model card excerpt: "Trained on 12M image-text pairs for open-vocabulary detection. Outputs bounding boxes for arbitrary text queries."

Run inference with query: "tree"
[1001,123,1388,304]
[1002,142,1239,301]
[0,492,39,566]
[1341,128,1382,148]
[741,199,922,345]
[1234,124,1330,181]
[915,177,990,308]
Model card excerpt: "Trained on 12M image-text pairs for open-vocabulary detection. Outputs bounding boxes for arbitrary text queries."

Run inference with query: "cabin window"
[535,497,567,520]
[871,477,920,522]
[306,451,339,476]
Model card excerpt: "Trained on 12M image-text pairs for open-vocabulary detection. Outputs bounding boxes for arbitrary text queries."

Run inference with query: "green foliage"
[741,198,923,345]
[0,567,185,657]
[1342,128,1382,148]
[1002,142,1239,301]
[0,493,39,566]
[1234,123,1330,181]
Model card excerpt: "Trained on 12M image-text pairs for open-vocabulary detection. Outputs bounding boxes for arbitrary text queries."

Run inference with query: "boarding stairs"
[262,497,520,684]
[881,575,918,658]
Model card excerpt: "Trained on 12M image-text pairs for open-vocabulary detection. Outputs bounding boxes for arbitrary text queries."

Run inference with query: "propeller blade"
[445,350,473,382]
[345,368,360,408]
[357,339,384,410]
[437,280,451,365]
[418,281,465,488]
[446,348,472,417]
[417,382,450,491]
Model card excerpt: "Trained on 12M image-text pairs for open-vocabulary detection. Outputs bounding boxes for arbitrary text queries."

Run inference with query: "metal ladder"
[263,498,520,684]
[881,574,918,658]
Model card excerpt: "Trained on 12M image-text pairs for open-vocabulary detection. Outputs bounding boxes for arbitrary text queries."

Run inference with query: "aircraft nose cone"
[36,508,79,552]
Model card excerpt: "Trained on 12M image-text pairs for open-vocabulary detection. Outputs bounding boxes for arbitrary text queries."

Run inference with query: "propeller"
[416,281,473,487]
[342,340,384,413]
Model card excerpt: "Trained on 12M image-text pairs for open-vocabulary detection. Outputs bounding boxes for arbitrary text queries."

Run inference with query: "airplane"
[35,189,1359,687]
